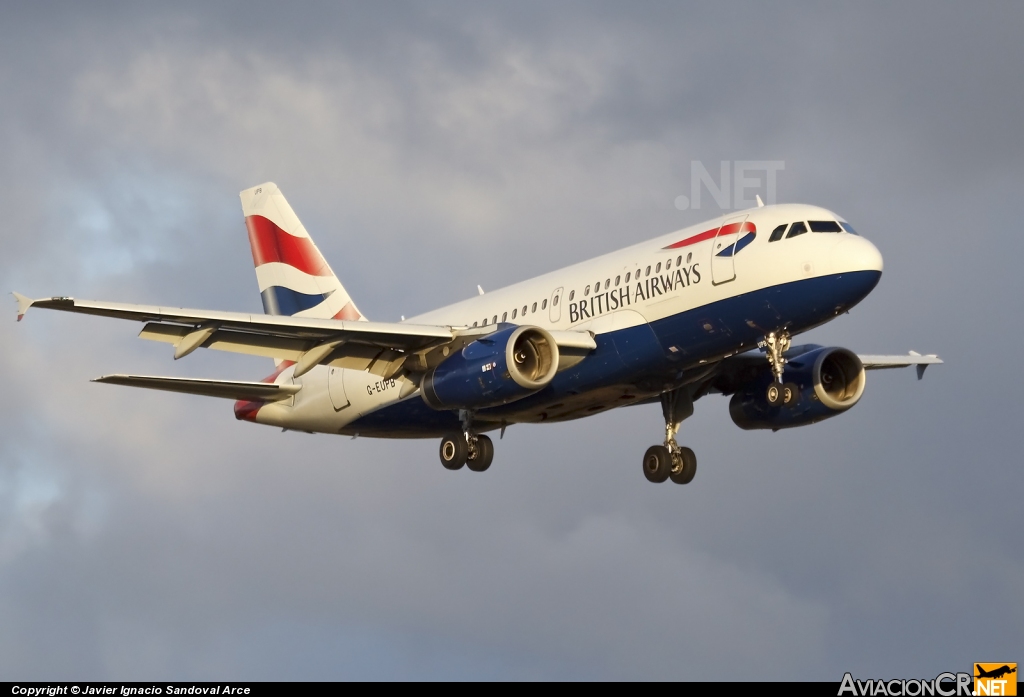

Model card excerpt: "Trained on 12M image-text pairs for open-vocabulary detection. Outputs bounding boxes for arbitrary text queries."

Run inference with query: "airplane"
[13,182,942,485]
[976,665,1017,680]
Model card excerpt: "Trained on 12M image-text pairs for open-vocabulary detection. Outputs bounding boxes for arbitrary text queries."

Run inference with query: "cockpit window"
[769,224,787,242]
[840,222,859,236]
[786,221,808,239]
[809,220,843,233]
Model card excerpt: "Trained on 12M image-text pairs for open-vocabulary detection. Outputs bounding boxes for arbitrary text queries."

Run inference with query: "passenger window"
[482,318,488,326]
[473,321,478,327]
[604,279,610,290]
[569,290,574,301]
[595,279,601,291]
[676,255,682,266]
[625,271,631,283]
[615,275,620,286]
[584,285,590,296]
[769,224,787,242]
[645,266,651,276]
[502,312,507,322]
[809,220,843,233]
[512,309,517,319]
[523,305,528,315]
[542,299,547,310]
[840,222,859,236]
[656,262,662,273]
[665,259,672,270]
[786,221,808,238]
[553,295,559,306]
[532,302,537,312]
[686,252,691,263]
[493,315,498,324]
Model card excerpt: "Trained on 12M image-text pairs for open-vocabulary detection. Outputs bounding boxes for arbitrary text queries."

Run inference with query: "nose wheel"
[763,330,799,407]
[642,389,698,485]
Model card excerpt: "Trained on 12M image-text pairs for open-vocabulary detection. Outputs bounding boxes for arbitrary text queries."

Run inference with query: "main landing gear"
[439,410,494,472]
[763,330,799,407]
[642,389,697,485]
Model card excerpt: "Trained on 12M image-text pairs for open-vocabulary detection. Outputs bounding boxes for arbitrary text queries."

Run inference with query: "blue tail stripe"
[261,286,333,316]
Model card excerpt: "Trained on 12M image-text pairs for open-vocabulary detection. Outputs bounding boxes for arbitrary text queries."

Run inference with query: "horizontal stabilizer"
[12,292,34,321]
[93,374,301,401]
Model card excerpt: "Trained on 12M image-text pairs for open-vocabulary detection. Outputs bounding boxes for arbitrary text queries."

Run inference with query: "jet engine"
[729,346,866,430]
[420,325,559,410]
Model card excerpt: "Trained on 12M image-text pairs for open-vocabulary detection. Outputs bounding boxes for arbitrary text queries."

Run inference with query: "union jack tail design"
[239,182,365,321]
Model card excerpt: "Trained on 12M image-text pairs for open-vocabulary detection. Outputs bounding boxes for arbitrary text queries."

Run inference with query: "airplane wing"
[858,351,943,379]
[13,293,596,378]
[93,374,301,401]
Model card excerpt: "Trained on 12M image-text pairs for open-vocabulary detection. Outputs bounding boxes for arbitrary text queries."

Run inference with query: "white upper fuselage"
[410,203,881,333]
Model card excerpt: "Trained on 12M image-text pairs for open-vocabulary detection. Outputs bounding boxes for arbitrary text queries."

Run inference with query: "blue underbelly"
[344,270,880,438]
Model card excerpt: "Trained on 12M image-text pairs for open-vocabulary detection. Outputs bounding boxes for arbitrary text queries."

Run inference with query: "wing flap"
[92,374,301,401]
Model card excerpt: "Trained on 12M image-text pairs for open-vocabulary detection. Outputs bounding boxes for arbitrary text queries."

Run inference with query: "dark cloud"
[1,2,1021,680]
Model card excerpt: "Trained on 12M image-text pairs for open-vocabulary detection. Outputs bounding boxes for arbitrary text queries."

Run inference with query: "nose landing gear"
[763,330,799,407]
[642,389,698,485]
[439,410,494,472]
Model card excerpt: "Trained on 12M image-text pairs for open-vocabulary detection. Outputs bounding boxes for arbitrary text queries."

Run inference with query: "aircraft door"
[711,214,748,285]
[549,287,563,324]
[328,366,350,410]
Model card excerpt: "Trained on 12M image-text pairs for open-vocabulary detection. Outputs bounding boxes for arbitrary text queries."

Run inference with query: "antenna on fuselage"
[756,195,765,208]
[477,285,485,295]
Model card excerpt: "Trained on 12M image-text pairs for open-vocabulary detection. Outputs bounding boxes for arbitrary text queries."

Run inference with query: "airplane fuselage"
[245,203,884,437]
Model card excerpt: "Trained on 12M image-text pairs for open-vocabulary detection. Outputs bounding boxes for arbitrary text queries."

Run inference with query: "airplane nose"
[831,234,883,274]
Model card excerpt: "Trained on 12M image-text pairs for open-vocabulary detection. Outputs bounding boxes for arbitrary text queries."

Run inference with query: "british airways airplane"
[13,183,941,485]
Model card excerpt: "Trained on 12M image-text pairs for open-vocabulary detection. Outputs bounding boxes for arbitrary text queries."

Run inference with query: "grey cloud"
[1,2,1022,680]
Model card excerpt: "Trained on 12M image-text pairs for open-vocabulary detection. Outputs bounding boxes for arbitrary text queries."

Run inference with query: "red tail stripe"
[246,215,332,277]
[664,221,756,249]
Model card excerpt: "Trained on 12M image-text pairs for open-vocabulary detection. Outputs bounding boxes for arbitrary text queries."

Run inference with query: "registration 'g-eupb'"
[13,182,942,485]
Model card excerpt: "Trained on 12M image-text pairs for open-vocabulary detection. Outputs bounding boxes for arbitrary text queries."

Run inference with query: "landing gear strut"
[642,389,697,485]
[763,330,799,407]
[439,410,494,472]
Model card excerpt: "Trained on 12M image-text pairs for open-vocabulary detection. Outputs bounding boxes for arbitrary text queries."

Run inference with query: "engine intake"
[729,346,866,430]
[421,325,559,410]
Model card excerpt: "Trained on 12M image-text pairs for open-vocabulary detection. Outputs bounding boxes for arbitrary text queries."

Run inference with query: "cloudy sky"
[2,1,1021,680]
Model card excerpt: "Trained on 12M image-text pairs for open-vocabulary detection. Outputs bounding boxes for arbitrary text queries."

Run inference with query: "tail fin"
[240,182,365,321]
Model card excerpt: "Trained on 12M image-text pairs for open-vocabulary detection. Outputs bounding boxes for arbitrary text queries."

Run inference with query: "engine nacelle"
[729,346,866,430]
[420,325,560,410]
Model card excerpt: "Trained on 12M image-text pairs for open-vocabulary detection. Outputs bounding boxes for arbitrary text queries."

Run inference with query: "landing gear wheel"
[440,433,468,470]
[467,434,494,472]
[766,383,782,406]
[643,445,672,483]
[781,382,799,407]
[669,447,697,485]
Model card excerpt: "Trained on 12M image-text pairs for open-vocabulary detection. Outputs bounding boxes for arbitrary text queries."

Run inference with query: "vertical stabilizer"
[240,183,365,321]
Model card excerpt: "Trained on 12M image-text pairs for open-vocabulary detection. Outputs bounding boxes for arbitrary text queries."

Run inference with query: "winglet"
[12,292,33,321]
